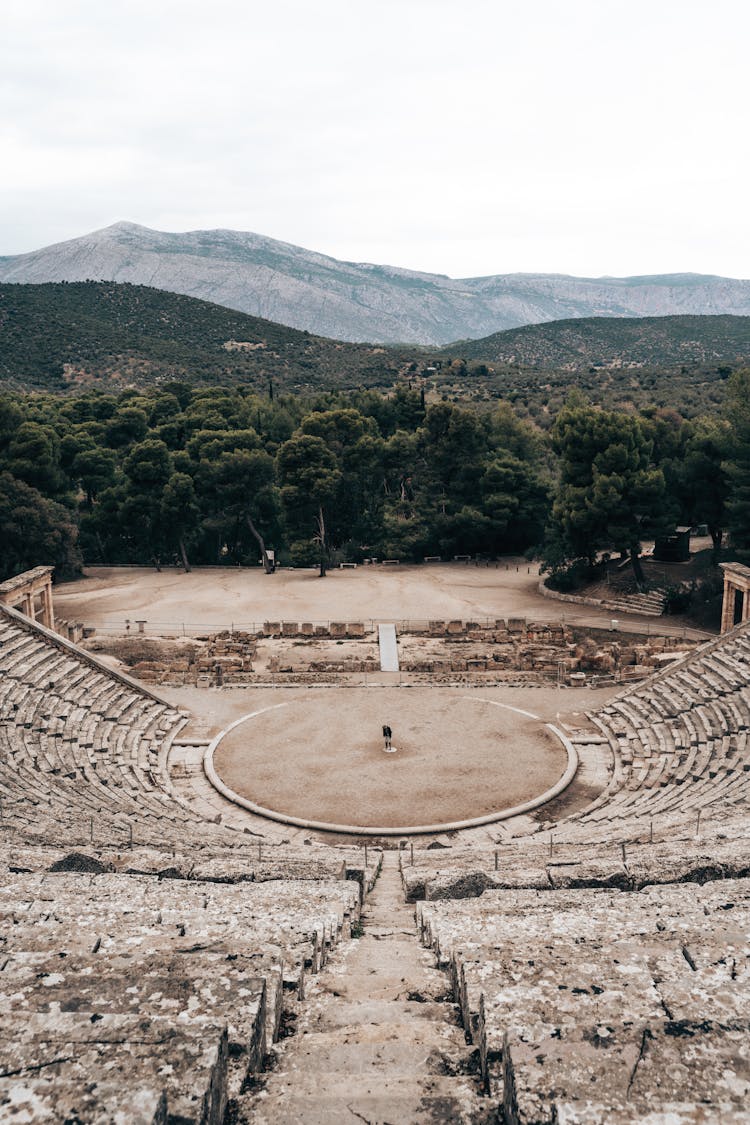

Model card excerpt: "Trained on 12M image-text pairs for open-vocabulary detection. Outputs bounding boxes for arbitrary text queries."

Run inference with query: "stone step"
[318,968,449,1002]
[238,852,485,1121]
[308,998,463,1028]
[243,1074,492,1125]
[267,1025,471,1074]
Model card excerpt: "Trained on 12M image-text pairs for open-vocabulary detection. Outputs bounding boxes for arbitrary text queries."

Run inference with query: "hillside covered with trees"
[433,315,750,422]
[0,283,746,423]
[442,314,750,369]
[0,282,413,394]
[1,282,749,622]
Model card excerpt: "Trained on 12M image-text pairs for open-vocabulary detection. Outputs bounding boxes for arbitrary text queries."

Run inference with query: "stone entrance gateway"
[720,561,750,632]
[0,565,55,629]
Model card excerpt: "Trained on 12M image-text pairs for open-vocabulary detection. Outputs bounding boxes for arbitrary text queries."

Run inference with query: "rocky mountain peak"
[1,223,749,345]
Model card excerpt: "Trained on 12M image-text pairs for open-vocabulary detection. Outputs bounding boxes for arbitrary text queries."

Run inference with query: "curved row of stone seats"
[416,878,750,1121]
[400,831,750,901]
[540,621,750,848]
[0,866,361,1122]
[0,604,387,900]
[401,623,750,910]
[0,602,391,1118]
[0,604,288,852]
[0,841,382,897]
[0,1014,226,1124]
[0,871,360,980]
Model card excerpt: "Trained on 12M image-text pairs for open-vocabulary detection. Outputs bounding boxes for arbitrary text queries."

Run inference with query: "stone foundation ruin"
[82,617,698,688]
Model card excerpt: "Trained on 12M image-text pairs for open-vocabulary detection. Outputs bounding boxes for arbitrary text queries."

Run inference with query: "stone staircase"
[235,852,494,1124]
[583,582,666,617]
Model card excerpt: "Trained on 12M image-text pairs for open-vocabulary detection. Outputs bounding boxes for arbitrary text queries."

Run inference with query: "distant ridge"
[441,314,750,370]
[2,222,750,345]
[2,282,749,421]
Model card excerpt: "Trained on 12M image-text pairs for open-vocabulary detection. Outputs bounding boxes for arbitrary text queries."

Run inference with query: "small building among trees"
[653,526,691,563]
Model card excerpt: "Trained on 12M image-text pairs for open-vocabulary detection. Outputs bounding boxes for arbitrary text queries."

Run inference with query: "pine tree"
[546,398,669,587]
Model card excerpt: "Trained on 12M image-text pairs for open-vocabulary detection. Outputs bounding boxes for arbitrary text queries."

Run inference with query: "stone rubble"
[83,619,697,686]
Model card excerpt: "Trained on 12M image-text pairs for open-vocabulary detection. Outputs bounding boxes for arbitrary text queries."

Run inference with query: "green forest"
[1,373,748,601]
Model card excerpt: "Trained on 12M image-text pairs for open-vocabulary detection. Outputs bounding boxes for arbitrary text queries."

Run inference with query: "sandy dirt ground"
[211,688,566,829]
[158,680,615,828]
[53,562,709,639]
[161,683,612,742]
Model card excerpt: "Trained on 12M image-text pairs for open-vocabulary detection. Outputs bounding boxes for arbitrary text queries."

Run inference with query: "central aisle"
[239,852,494,1123]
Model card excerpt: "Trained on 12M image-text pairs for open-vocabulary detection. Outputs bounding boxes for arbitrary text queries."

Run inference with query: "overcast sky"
[2,0,748,279]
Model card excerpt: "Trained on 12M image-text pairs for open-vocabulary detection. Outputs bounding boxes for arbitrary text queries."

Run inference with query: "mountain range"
[2,222,750,346]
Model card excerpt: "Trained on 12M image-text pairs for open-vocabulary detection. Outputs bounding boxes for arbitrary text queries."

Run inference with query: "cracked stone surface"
[418,880,750,1121]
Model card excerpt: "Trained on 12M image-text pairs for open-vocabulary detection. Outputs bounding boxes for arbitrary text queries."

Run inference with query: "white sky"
[2,0,749,279]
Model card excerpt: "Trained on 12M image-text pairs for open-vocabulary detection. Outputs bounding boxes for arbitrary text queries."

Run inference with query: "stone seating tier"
[400,835,750,901]
[0,842,382,897]
[4,596,750,1119]
[0,867,361,1122]
[416,878,750,1118]
[548,622,750,841]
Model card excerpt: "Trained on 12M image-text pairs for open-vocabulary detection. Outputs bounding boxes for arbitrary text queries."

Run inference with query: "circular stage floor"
[210,688,569,832]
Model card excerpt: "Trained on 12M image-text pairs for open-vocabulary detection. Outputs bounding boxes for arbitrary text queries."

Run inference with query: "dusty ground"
[160,680,614,829]
[53,562,709,639]
[160,682,617,742]
[211,688,565,829]
[52,565,656,828]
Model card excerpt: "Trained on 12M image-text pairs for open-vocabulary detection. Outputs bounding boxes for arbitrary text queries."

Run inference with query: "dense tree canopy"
[0,379,746,590]
[0,472,81,579]
[545,398,671,586]
[725,370,750,562]
[0,387,553,578]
